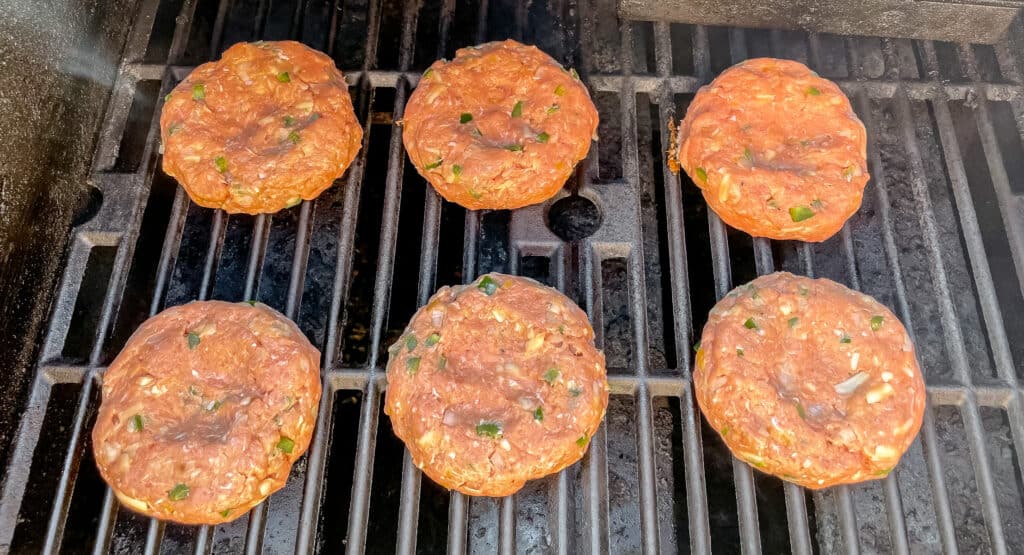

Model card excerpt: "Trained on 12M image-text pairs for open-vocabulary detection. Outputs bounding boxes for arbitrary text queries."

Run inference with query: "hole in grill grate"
[606,395,642,552]
[7,0,1024,552]
[638,91,677,371]
[546,195,602,241]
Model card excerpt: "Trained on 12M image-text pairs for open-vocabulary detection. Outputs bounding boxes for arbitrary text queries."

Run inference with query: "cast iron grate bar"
[652,18,716,555]
[617,18,664,555]
[342,5,417,551]
[890,52,1006,553]
[395,1,454,551]
[293,0,381,547]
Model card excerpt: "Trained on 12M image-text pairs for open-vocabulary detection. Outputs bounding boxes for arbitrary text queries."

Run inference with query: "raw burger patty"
[694,272,924,489]
[402,40,599,210]
[675,58,869,242]
[92,301,321,524]
[160,40,362,214]
[384,274,609,496]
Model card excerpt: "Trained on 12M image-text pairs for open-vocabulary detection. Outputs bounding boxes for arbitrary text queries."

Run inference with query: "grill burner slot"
[2,0,1024,552]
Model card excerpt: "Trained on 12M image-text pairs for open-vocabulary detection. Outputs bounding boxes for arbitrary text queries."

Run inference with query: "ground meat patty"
[402,40,599,210]
[675,58,869,242]
[160,41,362,214]
[384,274,608,496]
[694,272,925,489]
[92,301,321,524]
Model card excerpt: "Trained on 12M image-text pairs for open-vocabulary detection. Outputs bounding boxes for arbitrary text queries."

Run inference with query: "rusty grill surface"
[3,0,1024,553]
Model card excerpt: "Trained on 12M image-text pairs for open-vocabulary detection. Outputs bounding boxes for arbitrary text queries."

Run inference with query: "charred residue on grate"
[914,99,999,382]
[652,397,690,550]
[636,92,678,371]
[934,404,993,551]
[108,509,155,553]
[871,97,959,384]
[980,405,1024,547]
[581,0,621,75]
[526,0,572,63]
[547,194,602,242]
[600,258,632,370]
[629,21,657,75]
[204,214,255,301]
[594,91,623,181]
[604,395,642,552]
[159,520,202,553]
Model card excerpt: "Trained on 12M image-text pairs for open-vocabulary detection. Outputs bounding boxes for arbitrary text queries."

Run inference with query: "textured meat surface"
[402,40,598,210]
[91,301,321,524]
[676,58,868,242]
[384,274,608,496]
[160,41,362,214]
[694,272,925,489]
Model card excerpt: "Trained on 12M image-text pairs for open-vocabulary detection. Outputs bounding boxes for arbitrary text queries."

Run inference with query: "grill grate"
[2,0,1024,552]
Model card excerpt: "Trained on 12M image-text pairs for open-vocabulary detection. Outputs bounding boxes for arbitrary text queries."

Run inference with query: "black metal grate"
[2,0,1024,552]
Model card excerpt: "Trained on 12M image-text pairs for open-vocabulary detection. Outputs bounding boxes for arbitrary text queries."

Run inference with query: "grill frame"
[1,0,1024,553]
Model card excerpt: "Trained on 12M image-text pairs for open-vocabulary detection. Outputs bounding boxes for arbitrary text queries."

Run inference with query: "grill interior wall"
[2,0,1024,552]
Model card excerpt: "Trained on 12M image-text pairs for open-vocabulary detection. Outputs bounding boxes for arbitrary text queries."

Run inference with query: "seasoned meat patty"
[675,58,869,242]
[694,272,924,489]
[92,301,321,524]
[160,41,362,214]
[384,274,608,496]
[402,40,599,210]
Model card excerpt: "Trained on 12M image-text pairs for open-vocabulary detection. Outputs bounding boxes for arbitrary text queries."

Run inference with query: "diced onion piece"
[834,372,870,395]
